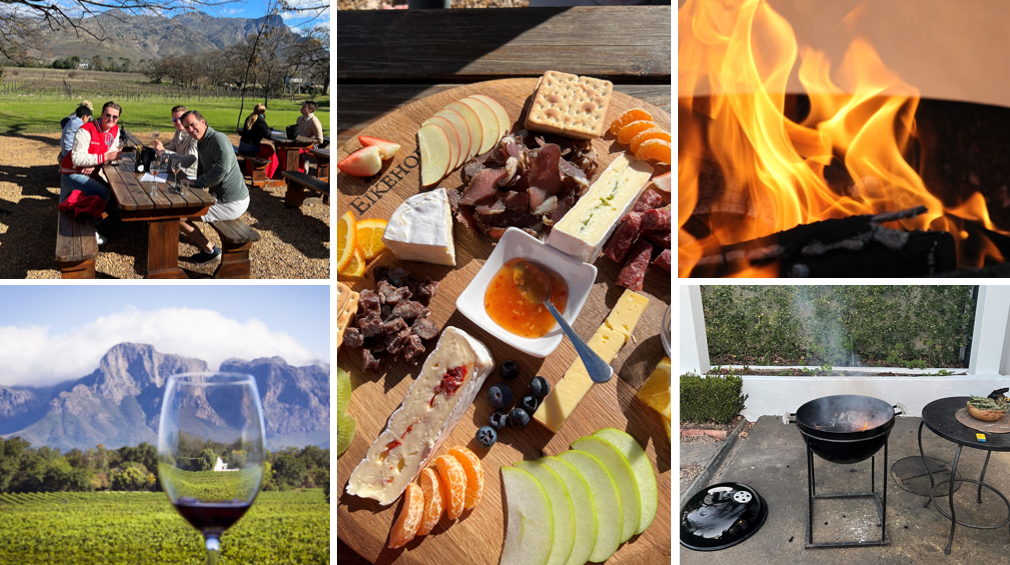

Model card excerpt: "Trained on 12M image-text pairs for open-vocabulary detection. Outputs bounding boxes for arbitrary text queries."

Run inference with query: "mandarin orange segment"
[610,108,654,136]
[448,446,484,509]
[417,468,444,536]
[635,138,672,164]
[356,218,389,260]
[388,482,424,549]
[617,120,657,145]
[339,247,366,277]
[628,128,672,154]
[435,454,467,520]
[336,211,357,272]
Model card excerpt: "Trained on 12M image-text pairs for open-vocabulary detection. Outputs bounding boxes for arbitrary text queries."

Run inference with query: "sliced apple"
[445,101,484,159]
[432,109,474,165]
[515,461,575,565]
[459,96,500,155]
[357,135,401,160]
[500,467,553,565]
[539,457,596,565]
[592,428,658,535]
[426,115,461,173]
[556,450,621,563]
[337,145,382,177]
[417,123,452,187]
[470,94,511,138]
[571,436,640,543]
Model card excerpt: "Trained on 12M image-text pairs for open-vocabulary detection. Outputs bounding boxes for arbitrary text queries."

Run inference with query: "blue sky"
[0,285,329,386]
[190,0,329,32]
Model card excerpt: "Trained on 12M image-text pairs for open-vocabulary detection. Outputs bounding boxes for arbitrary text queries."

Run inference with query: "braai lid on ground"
[680,482,768,551]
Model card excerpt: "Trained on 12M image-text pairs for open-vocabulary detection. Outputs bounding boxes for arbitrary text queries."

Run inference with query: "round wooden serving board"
[337,78,672,565]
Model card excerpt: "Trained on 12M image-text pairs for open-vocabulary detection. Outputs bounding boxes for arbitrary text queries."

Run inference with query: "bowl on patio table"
[967,402,1006,422]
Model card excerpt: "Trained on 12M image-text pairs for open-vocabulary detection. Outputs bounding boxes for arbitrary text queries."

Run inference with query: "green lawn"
[0,96,330,138]
[0,489,329,564]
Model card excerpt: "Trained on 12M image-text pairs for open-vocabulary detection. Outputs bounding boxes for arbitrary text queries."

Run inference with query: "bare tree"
[286,24,328,96]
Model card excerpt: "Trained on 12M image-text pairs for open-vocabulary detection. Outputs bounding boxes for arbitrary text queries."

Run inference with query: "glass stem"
[205,534,220,565]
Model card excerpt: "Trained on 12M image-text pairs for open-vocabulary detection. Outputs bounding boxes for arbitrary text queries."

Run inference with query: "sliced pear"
[539,457,596,565]
[515,461,575,565]
[500,467,553,565]
[460,96,500,154]
[417,123,452,187]
[426,115,461,172]
[571,436,640,543]
[556,451,621,563]
[445,101,484,158]
[430,109,474,165]
[592,428,657,535]
[470,94,511,137]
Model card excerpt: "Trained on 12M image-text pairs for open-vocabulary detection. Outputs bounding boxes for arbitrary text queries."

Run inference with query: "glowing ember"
[678,0,1010,276]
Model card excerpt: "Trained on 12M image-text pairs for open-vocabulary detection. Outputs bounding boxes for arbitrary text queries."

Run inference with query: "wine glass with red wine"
[157,372,266,565]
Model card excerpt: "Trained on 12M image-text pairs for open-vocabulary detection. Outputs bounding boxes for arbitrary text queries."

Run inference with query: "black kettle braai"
[681,482,768,551]
[785,394,901,464]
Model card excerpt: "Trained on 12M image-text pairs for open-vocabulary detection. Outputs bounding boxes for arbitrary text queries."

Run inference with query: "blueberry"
[487,383,513,410]
[489,410,509,430]
[521,395,539,414]
[500,359,520,381]
[529,376,550,398]
[476,426,497,448]
[508,407,530,429]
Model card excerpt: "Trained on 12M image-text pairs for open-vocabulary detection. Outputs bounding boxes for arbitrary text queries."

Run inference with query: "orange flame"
[678,0,1008,276]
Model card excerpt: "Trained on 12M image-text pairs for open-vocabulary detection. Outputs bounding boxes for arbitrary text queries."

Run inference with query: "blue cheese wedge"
[381,187,456,266]
[547,153,653,263]
[345,326,493,505]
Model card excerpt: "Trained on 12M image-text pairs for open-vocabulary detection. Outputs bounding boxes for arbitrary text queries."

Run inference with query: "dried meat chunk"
[392,300,428,322]
[641,208,671,232]
[385,267,409,287]
[652,248,671,272]
[631,189,663,213]
[616,239,654,291]
[644,230,672,249]
[362,348,383,373]
[378,280,411,306]
[417,280,439,303]
[402,334,426,361]
[359,312,385,338]
[383,317,408,335]
[344,327,364,349]
[358,290,380,315]
[603,212,643,264]
[385,329,412,356]
[372,266,390,284]
[411,317,440,340]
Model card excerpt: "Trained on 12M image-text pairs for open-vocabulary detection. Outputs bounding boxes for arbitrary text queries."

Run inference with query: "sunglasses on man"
[103,113,119,121]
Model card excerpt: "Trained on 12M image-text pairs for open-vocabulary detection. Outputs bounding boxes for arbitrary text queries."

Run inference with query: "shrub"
[681,373,748,424]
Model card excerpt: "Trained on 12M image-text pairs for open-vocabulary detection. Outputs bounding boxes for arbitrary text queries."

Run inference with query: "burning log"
[690,206,957,277]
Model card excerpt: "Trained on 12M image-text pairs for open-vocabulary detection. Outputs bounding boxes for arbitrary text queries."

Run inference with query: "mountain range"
[0,343,329,452]
[39,10,289,62]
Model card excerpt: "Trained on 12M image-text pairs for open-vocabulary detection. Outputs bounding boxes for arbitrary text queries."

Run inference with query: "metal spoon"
[512,259,613,383]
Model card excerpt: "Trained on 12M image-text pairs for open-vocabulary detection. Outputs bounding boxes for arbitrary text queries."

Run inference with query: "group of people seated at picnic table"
[237,100,325,179]
[56,99,324,266]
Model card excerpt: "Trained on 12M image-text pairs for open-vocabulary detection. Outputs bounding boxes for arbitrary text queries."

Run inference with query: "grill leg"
[807,443,815,546]
[871,454,876,495]
[882,440,888,539]
[945,444,964,555]
[979,451,992,504]
[919,420,934,509]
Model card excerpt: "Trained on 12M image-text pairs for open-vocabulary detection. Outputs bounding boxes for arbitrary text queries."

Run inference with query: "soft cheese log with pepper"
[346,327,494,505]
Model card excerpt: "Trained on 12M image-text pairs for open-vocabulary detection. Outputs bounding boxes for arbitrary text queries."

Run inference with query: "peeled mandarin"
[388,482,424,549]
[628,128,672,154]
[435,454,467,520]
[618,120,657,145]
[448,446,484,509]
[610,108,654,136]
[417,468,444,536]
[635,138,672,164]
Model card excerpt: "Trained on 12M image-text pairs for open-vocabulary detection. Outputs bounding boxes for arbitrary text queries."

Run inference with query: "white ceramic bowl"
[456,227,597,358]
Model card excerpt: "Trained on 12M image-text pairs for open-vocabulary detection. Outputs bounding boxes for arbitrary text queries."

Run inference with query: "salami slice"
[603,212,643,263]
[616,239,654,291]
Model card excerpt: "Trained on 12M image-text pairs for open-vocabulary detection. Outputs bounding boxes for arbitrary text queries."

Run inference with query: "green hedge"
[702,286,976,368]
[681,373,748,424]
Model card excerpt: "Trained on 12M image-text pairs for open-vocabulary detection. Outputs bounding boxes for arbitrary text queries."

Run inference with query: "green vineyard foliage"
[0,489,329,564]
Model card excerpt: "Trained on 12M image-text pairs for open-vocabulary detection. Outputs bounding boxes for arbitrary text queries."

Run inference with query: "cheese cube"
[604,290,650,343]
[381,187,456,266]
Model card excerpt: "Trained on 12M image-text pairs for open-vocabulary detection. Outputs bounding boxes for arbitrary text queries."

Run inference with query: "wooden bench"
[55,209,98,278]
[233,146,272,188]
[208,219,260,279]
[281,171,329,208]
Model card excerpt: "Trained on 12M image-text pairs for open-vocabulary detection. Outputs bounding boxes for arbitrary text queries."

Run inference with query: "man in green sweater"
[178,110,251,264]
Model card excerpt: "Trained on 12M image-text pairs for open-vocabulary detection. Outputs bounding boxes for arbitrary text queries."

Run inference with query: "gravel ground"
[338,0,528,9]
[1,132,329,279]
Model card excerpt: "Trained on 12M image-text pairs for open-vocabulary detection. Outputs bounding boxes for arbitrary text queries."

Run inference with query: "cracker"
[524,71,613,140]
[337,283,359,349]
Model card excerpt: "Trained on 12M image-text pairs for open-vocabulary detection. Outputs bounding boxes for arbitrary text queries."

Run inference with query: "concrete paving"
[680,416,1010,564]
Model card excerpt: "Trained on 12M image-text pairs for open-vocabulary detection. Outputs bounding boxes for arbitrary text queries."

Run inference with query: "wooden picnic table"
[337,6,670,565]
[102,154,216,279]
[309,147,329,180]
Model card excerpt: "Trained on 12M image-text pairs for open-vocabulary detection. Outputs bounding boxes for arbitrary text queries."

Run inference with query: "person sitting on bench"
[59,100,123,246]
[152,105,198,180]
[239,103,279,179]
[58,104,92,165]
[277,101,324,174]
[177,110,250,265]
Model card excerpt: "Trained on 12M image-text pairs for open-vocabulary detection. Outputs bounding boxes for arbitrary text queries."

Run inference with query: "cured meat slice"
[631,189,663,213]
[652,248,671,272]
[475,197,507,216]
[531,195,557,216]
[616,239,654,291]
[445,188,462,213]
[528,185,550,213]
[548,191,577,226]
[460,169,508,205]
[644,230,671,249]
[603,212,644,263]
[503,191,529,214]
[456,206,478,233]
[641,208,671,232]
[526,144,562,194]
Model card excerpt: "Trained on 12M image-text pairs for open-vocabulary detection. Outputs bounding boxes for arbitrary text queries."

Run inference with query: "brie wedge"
[547,153,653,263]
[345,326,493,505]
[382,187,456,266]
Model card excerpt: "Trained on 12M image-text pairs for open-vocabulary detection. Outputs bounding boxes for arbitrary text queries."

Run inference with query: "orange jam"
[484,258,569,338]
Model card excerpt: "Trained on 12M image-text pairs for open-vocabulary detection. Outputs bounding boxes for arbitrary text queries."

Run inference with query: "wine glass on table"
[171,158,183,194]
[157,372,266,565]
[152,128,160,146]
